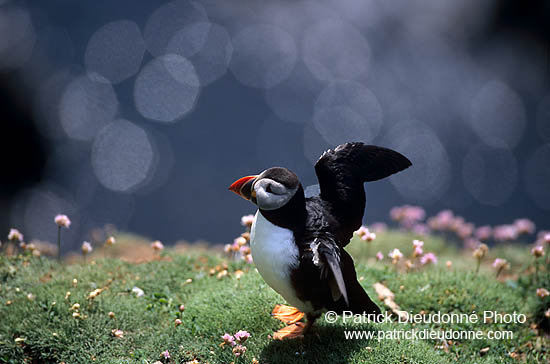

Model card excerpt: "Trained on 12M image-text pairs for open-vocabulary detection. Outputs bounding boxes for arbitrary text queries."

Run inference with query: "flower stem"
[57,226,61,261]
[475,259,480,274]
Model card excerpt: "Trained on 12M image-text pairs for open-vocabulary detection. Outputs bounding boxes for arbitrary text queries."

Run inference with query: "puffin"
[228,142,412,339]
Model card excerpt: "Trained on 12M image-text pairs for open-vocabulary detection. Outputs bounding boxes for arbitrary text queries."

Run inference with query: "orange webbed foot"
[273,322,306,340]
[271,304,304,324]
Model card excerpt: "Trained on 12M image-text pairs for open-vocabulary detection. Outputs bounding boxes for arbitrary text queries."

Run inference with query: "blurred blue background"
[0,0,549,252]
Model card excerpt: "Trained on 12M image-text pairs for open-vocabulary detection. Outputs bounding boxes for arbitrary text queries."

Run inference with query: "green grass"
[0,232,548,364]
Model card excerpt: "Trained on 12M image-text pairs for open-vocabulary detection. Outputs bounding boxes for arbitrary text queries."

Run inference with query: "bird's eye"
[266,184,274,193]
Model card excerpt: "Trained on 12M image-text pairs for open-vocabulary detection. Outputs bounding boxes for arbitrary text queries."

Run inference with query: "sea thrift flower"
[132,286,144,297]
[493,225,518,242]
[413,246,423,257]
[108,312,115,319]
[224,244,232,253]
[376,251,384,261]
[8,228,23,242]
[514,219,535,235]
[54,214,71,260]
[241,214,255,227]
[543,233,550,245]
[54,214,71,228]
[162,350,170,359]
[179,304,185,312]
[369,222,387,233]
[244,254,253,264]
[234,330,250,343]
[420,253,437,265]
[235,236,247,246]
[240,246,251,255]
[362,231,376,242]
[536,288,549,298]
[174,318,182,327]
[151,240,164,252]
[531,245,544,258]
[105,236,116,246]
[232,344,247,357]
[492,258,509,277]
[473,243,488,273]
[111,329,124,338]
[388,248,403,263]
[221,333,236,346]
[475,226,492,241]
[446,260,452,269]
[413,240,424,248]
[81,241,92,255]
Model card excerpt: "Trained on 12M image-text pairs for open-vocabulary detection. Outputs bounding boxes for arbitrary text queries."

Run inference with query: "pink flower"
[161,350,170,359]
[492,258,507,269]
[54,214,71,228]
[427,210,454,230]
[174,318,182,327]
[544,233,550,245]
[475,226,492,241]
[376,251,384,261]
[536,288,549,298]
[420,252,437,265]
[412,224,429,236]
[493,225,518,242]
[241,214,255,227]
[413,246,423,257]
[531,245,544,258]
[234,236,247,246]
[179,304,185,312]
[222,333,236,346]
[244,254,253,264]
[412,240,424,248]
[369,222,387,234]
[81,241,92,255]
[232,344,247,357]
[388,248,403,261]
[224,244,232,253]
[355,226,369,237]
[8,228,23,242]
[234,330,250,343]
[514,219,535,235]
[151,241,164,251]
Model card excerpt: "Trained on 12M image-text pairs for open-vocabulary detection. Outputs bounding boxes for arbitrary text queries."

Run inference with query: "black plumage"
[257,143,411,318]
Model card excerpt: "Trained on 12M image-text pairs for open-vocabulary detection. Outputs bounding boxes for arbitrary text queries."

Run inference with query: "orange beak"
[228,175,258,200]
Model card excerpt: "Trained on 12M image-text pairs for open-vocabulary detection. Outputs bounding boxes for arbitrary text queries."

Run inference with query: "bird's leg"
[271,304,304,324]
[303,313,320,335]
[272,308,320,340]
[272,304,306,340]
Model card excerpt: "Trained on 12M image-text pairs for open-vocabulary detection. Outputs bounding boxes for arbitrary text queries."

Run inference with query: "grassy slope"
[0,232,547,364]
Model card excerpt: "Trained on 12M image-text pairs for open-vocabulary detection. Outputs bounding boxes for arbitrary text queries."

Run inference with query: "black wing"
[293,234,381,316]
[314,143,411,244]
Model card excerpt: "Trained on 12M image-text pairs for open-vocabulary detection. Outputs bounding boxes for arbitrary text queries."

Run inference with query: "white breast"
[250,211,313,312]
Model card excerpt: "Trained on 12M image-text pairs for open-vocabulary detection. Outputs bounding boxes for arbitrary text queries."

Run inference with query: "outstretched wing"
[314,143,411,244]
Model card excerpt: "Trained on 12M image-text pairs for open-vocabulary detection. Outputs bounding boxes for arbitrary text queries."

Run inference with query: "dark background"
[1,0,549,252]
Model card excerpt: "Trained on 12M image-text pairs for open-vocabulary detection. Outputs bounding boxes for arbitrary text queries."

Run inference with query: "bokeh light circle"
[383,120,451,203]
[167,22,233,86]
[302,19,371,81]
[462,142,518,206]
[134,54,200,122]
[84,20,145,84]
[525,143,550,210]
[230,24,297,89]
[143,0,208,57]
[314,81,383,142]
[91,120,154,192]
[59,73,119,141]
[469,80,526,148]
[265,61,323,123]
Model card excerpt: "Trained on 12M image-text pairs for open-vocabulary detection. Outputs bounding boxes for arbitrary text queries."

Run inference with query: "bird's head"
[229,167,301,210]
